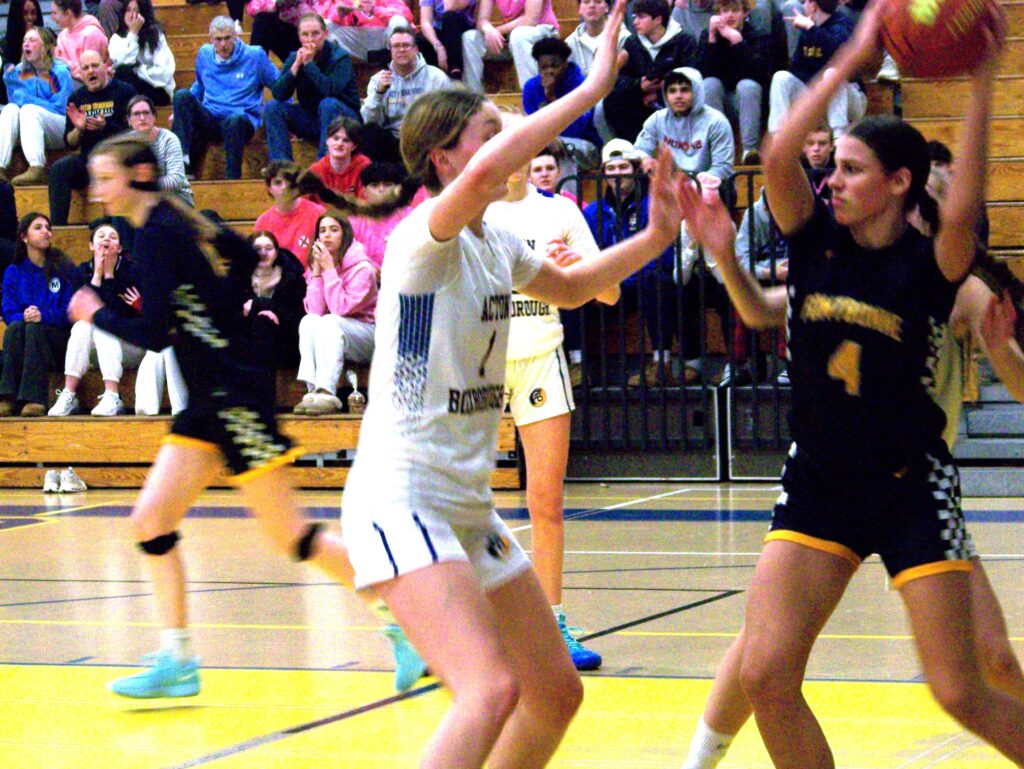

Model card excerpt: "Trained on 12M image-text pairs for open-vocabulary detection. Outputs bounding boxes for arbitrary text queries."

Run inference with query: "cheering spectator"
[244,230,306,402]
[417,0,476,80]
[462,0,559,92]
[325,0,414,62]
[766,0,862,136]
[49,219,144,416]
[307,115,371,198]
[0,28,74,186]
[171,16,278,180]
[602,0,697,141]
[360,27,451,164]
[126,94,193,206]
[254,160,326,268]
[53,0,109,82]
[48,49,135,225]
[294,211,377,415]
[698,0,771,164]
[108,0,175,105]
[634,68,734,187]
[265,12,361,162]
[0,212,74,417]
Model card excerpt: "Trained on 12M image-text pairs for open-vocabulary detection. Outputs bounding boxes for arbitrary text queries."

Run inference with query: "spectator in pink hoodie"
[294,211,377,415]
[53,0,110,82]
[349,161,418,272]
[325,0,414,61]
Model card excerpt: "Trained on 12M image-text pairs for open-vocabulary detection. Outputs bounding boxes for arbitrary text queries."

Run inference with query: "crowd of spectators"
[0,0,899,415]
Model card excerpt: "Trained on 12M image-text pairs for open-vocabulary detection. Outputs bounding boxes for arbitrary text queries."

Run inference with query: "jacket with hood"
[583,188,674,283]
[522,60,599,147]
[634,68,734,182]
[736,189,788,281]
[565,21,629,75]
[3,60,74,115]
[303,239,378,323]
[361,54,451,136]
[612,19,697,104]
[272,39,360,118]
[697,19,771,90]
[73,253,142,318]
[791,11,854,83]
[191,40,279,128]
[55,14,109,81]
[109,30,177,98]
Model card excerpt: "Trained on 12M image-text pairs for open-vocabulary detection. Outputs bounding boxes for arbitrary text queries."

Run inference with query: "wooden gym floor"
[1,483,1021,768]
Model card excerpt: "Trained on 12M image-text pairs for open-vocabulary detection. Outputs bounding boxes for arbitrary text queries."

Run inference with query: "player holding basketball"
[673,1,1024,767]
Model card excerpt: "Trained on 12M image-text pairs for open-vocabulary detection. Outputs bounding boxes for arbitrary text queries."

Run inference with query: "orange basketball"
[880,0,989,78]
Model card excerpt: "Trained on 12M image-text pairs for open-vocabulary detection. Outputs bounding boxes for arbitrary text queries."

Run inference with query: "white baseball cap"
[601,138,637,164]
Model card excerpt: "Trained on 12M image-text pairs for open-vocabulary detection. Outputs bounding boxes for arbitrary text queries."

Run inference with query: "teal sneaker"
[558,613,602,671]
[382,623,427,692]
[109,650,201,699]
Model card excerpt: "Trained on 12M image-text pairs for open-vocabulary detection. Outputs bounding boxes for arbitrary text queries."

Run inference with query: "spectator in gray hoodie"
[634,67,734,189]
[359,26,451,163]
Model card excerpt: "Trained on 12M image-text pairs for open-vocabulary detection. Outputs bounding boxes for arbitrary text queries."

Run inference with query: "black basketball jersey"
[784,197,960,473]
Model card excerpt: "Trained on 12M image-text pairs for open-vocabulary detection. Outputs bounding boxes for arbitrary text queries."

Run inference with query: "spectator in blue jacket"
[0,212,74,416]
[171,15,278,179]
[522,36,600,167]
[767,0,862,136]
[583,139,688,387]
[0,27,75,184]
[265,13,361,162]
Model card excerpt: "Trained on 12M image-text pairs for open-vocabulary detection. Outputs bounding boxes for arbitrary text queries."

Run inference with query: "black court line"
[161,590,742,769]
[0,582,316,609]
[565,564,758,575]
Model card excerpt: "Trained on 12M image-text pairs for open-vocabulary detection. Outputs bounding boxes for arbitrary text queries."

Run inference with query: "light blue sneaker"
[382,623,427,692]
[558,613,602,671]
[109,650,201,699]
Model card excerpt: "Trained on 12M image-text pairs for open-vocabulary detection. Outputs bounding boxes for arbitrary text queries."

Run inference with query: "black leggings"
[0,321,68,406]
[417,11,473,78]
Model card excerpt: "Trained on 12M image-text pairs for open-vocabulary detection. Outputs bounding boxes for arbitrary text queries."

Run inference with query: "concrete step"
[960,466,1024,497]
[965,406,1024,435]
[953,436,1024,460]
[978,383,1014,403]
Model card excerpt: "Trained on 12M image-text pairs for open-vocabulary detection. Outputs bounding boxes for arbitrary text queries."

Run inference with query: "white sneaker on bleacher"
[91,391,125,416]
[48,389,80,416]
[42,469,60,493]
[58,467,88,493]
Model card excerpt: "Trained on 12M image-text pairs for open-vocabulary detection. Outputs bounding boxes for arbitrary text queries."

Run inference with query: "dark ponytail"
[296,170,423,220]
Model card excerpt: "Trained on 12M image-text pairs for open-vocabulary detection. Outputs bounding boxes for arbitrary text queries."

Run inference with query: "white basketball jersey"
[343,198,543,524]
[485,188,600,361]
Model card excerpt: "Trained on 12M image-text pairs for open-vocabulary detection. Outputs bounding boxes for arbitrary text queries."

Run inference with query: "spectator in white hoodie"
[108,0,175,105]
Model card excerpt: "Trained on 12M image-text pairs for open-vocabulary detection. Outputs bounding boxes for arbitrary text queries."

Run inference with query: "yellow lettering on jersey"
[800,294,903,342]
[828,340,862,397]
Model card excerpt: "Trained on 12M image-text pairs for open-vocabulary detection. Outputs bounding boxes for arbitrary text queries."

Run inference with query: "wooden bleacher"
[1,0,1022,488]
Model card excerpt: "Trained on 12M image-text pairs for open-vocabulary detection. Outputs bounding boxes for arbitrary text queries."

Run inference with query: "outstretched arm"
[428,0,627,243]
[762,0,884,236]
[960,275,1024,404]
[934,0,1004,282]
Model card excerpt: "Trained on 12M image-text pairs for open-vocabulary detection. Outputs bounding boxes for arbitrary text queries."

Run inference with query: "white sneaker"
[48,389,80,416]
[58,467,88,493]
[42,469,60,493]
[877,52,900,82]
[91,391,125,416]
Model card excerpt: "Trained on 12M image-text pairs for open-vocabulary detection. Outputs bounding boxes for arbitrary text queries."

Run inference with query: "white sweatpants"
[767,69,867,135]
[64,320,145,382]
[297,313,375,395]
[461,24,557,93]
[0,103,66,168]
[135,348,188,415]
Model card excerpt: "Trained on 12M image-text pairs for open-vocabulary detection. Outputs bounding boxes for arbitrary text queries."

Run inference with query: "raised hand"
[674,171,737,260]
[970,0,1007,79]
[646,147,686,241]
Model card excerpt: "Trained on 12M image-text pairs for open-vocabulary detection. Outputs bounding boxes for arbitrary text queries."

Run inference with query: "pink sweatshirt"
[350,206,413,271]
[325,0,414,28]
[245,0,320,26]
[303,240,378,323]
[56,14,110,80]
[495,0,558,29]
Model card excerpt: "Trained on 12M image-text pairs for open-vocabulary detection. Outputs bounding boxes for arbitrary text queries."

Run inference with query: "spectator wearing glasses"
[126,94,193,206]
[360,27,451,164]
[265,13,361,162]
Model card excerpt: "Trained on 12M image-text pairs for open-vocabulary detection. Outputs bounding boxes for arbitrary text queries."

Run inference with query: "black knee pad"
[138,531,181,556]
[293,522,324,562]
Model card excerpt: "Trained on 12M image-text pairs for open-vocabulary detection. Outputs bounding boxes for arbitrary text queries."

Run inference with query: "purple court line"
[161,591,742,769]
